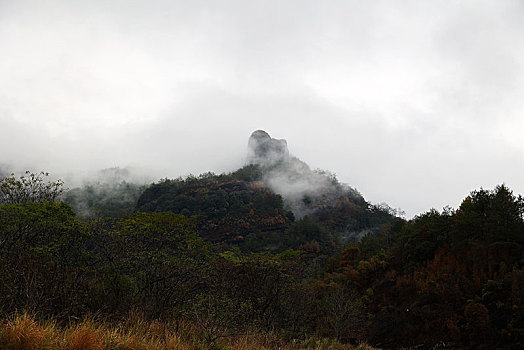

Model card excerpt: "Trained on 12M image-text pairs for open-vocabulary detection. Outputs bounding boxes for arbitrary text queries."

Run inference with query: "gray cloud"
[1,0,523,217]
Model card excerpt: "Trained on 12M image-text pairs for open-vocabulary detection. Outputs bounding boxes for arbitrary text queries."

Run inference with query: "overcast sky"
[1,0,524,217]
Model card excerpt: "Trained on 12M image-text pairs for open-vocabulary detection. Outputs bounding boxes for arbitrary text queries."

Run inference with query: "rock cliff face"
[246,130,289,165]
[244,130,366,222]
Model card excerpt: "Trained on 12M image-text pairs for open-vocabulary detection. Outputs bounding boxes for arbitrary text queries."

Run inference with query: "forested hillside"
[135,167,293,244]
[0,136,523,348]
[134,131,398,251]
[324,184,524,348]
[134,163,395,253]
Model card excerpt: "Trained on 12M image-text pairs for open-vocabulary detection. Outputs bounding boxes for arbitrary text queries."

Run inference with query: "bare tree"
[322,287,365,342]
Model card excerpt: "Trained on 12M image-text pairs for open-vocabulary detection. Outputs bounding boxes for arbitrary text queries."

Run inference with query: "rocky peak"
[246,130,289,165]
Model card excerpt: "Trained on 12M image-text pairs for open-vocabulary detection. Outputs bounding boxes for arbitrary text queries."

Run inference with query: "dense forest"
[0,133,523,349]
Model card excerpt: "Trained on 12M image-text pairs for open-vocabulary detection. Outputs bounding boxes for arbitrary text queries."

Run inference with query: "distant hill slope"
[136,167,293,243]
[64,167,146,218]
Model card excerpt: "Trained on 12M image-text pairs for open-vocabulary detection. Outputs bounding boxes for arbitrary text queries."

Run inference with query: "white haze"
[264,161,354,218]
[1,0,524,218]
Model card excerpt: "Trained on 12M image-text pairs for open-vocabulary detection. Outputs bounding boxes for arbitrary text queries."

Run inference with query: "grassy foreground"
[0,313,378,350]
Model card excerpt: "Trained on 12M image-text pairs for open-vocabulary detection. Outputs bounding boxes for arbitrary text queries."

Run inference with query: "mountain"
[135,130,398,248]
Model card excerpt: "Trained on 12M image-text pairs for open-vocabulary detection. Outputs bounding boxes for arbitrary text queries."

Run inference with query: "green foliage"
[2,167,524,349]
[0,171,63,204]
[229,164,264,182]
[0,201,80,259]
[323,184,524,348]
[392,209,453,269]
[97,212,214,317]
[64,181,145,218]
[0,201,91,315]
[453,184,524,245]
[136,170,293,243]
[287,216,331,244]
[313,200,398,242]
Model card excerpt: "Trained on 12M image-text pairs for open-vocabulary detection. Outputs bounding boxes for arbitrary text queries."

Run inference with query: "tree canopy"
[0,171,64,204]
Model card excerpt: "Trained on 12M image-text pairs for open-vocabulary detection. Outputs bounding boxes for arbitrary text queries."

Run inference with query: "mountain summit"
[246,130,289,165]
[245,130,365,219]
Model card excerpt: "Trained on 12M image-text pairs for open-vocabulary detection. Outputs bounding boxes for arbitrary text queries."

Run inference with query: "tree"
[0,171,64,204]
[0,201,90,316]
[319,285,365,342]
[101,212,214,317]
[453,184,524,245]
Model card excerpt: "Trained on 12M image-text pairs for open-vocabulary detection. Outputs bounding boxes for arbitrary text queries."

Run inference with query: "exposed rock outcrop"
[244,130,365,220]
[246,130,289,165]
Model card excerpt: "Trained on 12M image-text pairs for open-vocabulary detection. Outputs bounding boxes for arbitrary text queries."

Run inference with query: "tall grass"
[0,313,378,350]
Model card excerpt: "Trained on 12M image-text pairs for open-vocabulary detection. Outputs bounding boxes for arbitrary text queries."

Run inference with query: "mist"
[245,129,362,219]
[2,0,524,218]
